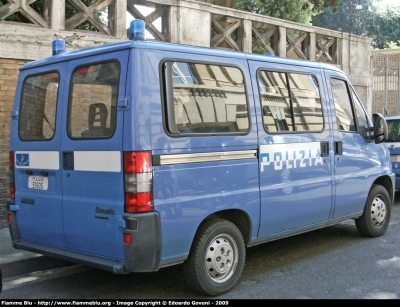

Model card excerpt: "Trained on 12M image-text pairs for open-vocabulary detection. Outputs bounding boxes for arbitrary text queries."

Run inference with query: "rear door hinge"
[118,96,129,110]
[117,216,126,229]
[11,110,19,120]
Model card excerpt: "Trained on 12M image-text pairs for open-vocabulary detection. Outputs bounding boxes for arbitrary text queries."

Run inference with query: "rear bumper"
[7,202,161,274]
[12,238,128,274]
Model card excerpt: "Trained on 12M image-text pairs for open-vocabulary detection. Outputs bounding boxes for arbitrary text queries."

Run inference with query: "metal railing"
[373,53,400,117]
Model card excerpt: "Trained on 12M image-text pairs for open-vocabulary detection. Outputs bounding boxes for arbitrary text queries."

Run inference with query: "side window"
[163,61,250,135]
[19,72,59,141]
[68,61,120,139]
[258,70,323,132]
[351,88,372,141]
[331,78,355,132]
[331,78,372,141]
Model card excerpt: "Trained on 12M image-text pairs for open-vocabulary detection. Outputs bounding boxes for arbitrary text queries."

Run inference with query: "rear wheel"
[355,184,391,237]
[183,219,245,296]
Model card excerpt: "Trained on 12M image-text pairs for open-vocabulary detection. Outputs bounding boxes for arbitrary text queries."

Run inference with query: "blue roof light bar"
[52,39,66,56]
[129,20,146,41]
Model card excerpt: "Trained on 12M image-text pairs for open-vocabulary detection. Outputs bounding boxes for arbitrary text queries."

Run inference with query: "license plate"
[391,155,400,162]
[28,175,48,190]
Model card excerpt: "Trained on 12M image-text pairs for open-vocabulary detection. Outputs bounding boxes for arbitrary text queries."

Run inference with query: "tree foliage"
[311,0,400,49]
[303,0,343,14]
[234,0,343,24]
[311,0,375,35]
[213,0,343,14]
[371,6,400,49]
[235,0,313,24]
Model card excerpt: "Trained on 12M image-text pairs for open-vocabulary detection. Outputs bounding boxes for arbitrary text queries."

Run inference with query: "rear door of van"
[60,50,129,259]
[13,64,67,248]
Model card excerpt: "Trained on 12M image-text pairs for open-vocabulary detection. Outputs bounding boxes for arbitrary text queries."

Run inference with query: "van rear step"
[12,240,127,274]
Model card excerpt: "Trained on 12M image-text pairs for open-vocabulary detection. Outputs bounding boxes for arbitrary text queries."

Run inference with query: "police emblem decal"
[16,153,29,166]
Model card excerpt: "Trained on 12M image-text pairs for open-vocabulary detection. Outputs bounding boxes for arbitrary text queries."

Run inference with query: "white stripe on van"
[74,151,121,172]
[15,151,59,170]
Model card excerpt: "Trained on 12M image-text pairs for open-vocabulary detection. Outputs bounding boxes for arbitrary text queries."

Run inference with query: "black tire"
[355,184,391,237]
[183,219,245,296]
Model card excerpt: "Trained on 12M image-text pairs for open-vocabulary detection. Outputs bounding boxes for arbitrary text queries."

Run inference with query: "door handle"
[63,151,74,170]
[320,142,329,157]
[335,141,343,155]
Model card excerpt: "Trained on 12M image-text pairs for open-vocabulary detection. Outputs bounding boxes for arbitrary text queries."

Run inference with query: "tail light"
[9,151,15,199]
[123,233,132,244]
[123,151,153,213]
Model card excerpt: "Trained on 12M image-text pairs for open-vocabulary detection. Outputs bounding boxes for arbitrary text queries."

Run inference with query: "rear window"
[19,72,59,141]
[67,61,120,139]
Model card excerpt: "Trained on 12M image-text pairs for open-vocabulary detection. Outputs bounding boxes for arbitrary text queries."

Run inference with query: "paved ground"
[1,191,399,298]
[0,227,69,279]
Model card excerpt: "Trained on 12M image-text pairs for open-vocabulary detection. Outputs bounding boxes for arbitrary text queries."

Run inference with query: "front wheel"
[355,184,391,237]
[183,219,245,296]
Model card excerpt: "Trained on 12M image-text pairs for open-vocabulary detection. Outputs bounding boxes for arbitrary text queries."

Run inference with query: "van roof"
[20,39,343,73]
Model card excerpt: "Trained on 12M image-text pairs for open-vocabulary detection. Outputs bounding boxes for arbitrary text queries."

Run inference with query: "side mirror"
[373,113,388,144]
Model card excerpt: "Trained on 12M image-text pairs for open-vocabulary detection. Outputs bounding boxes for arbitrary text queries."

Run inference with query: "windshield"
[386,119,400,142]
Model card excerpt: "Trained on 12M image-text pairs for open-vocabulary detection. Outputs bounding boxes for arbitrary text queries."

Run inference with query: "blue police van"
[385,115,400,190]
[7,21,394,296]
